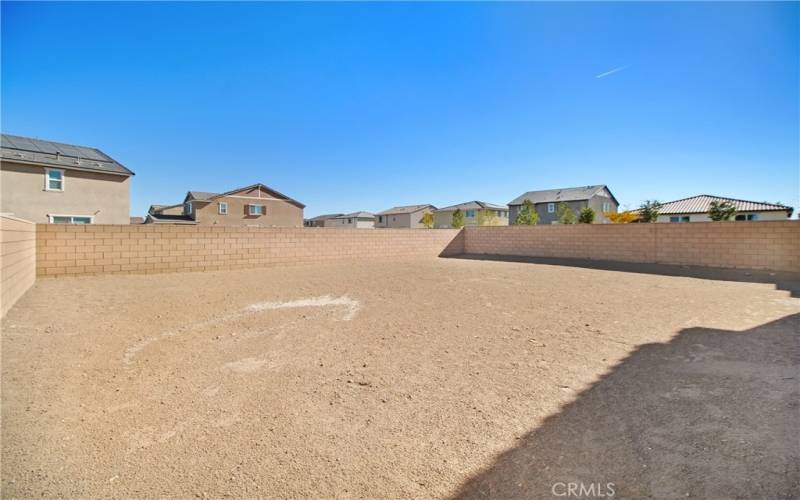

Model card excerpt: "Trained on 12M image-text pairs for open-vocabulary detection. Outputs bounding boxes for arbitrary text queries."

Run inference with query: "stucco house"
[375,204,436,228]
[433,201,509,228]
[147,183,304,227]
[325,212,375,229]
[654,195,793,222]
[0,133,134,224]
[304,213,343,227]
[508,185,619,224]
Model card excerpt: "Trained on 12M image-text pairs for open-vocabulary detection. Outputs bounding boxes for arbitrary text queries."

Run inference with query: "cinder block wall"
[1,215,37,317]
[35,225,463,277]
[463,221,800,272]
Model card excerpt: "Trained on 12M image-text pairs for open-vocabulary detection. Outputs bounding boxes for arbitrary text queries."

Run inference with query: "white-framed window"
[465,210,476,218]
[547,203,555,213]
[248,204,264,216]
[45,168,64,191]
[378,216,383,223]
[48,214,93,224]
[735,214,759,221]
[185,202,192,215]
[602,202,611,212]
[218,202,228,215]
[669,216,690,223]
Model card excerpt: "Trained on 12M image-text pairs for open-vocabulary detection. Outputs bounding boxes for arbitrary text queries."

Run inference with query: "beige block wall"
[1,215,36,317]
[463,221,800,272]
[1,161,130,224]
[35,225,463,277]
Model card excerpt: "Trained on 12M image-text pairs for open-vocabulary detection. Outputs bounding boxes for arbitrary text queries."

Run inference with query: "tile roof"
[657,195,793,215]
[435,201,507,212]
[186,191,219,201]
[508,185,612,205]
[335,211,375,219]
[1,133,134,176]
[306,213,343,221]
[376,204,436,216]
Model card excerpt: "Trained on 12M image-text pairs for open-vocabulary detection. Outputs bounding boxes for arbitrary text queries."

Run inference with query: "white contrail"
[595,65,629,79]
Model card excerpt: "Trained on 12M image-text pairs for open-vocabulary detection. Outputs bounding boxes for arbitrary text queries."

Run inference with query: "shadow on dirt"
[448,254,800,298]
[451,313,800,499]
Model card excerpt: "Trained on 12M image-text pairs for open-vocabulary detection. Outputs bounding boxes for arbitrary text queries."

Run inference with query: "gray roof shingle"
[435,201,507,212]
[1,133,134,176]
[508,185,612,205]
[376,204,436,216]
[335,211,375,219]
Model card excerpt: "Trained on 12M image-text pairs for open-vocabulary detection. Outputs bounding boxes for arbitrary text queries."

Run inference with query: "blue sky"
[2,2,798,217]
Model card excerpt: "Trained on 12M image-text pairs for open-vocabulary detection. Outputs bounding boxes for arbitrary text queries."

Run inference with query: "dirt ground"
[2,257,799,499]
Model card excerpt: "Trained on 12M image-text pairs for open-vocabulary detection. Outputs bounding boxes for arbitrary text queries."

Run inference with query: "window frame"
[45,168,65,192]
[48,214,94,224]
[248,204,265,216]
[465,209,476,218]
[547,203,555,213]
[218,202,228,215]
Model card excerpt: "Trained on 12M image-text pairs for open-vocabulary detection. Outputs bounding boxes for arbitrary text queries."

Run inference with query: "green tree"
[557,202,577,224]
[477,209,498,226]
[514,199,539,225]
[708,200,736,221]
[421,212,434,229]
[578,207,595,224]
[451,208,465,229]
[639,200,662,223]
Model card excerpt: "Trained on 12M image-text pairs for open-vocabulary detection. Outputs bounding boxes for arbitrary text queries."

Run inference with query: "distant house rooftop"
[1,133,134,176]
[306,213,344,222]
[376,204,436,216]
[657,195,793,216]
[181,183,305,209]
[436,201,506,212]
[508,185,616,206]
[335,212,375,219]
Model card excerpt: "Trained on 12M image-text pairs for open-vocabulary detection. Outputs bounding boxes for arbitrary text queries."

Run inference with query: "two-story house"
[0,134,134,224]
[508,185,619,224]
[147,183,304,227]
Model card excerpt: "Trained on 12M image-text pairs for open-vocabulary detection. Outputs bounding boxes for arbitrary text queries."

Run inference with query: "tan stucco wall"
[1,161,130,224]
[192,192,303,227]
[1,215,36,318]
[325,218,375,229]
[434,209,509,229]
[375,209,434,228]
[656,211,788,223]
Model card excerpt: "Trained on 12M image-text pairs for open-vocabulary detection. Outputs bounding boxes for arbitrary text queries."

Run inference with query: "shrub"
[515,199,539,225]
[639,200,662,223]
[451,209,465,229]
[557,202,577,224]
[604,211,639,224]
[477,209,498,226]
[708,200,736,221]
[421,212,434,229]
[578,207,595,224]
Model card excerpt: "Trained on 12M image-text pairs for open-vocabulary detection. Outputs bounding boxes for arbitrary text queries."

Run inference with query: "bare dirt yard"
[2,258,799,498]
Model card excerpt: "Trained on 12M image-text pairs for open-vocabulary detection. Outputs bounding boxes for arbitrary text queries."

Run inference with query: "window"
[45,168,64,191]
[218,202,228,215]
[185,203,192,215]
[49,215,93,224]
[465,210,475,218]
[378,216,383,223]
[602,202,611,212]
[547,203,555,213]
[248,204,264,216]
[735,214,759,221]
[392,216,396,222]
[669,216,690,223]
[348,218,353,224]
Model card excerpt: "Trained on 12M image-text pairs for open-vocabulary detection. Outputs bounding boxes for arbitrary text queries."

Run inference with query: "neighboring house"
[654,195,793,223]
[433,201,509,228]
[325,212,375,229]
[0,133,134,224]
[130,216,145,224]
[508,185,619,224]
[147,183,304,227]
[304,213,343,227]
[375,204,437,228]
